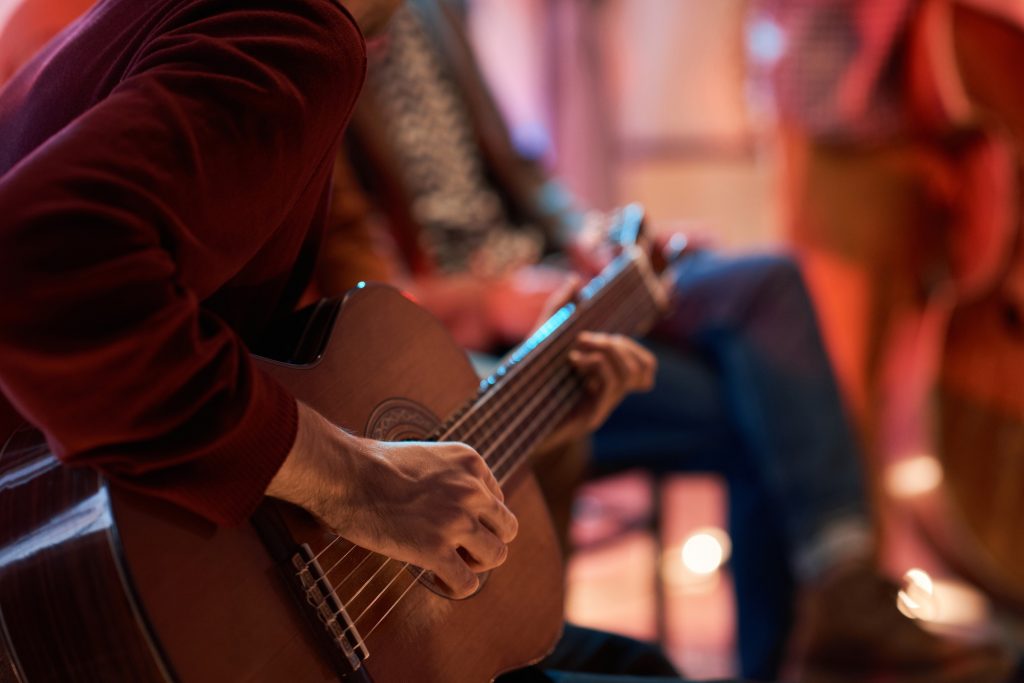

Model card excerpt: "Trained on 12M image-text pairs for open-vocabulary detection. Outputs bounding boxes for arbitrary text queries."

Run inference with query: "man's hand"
[568,332,657,430]
[534,280,658,445]
[268,403,518,598]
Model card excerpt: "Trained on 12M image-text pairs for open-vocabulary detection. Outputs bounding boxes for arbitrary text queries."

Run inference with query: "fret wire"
[483,366,577,470]
[469,255,660,446]
[490,304,646,481]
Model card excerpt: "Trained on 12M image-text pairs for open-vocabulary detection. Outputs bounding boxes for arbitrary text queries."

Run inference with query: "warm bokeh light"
[897,567,937,621]
[680,528,732,576]
[897,569,992,634]
[885,454,944,498]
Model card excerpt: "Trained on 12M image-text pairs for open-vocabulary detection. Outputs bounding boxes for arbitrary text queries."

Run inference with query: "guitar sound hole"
[408,565,490,600]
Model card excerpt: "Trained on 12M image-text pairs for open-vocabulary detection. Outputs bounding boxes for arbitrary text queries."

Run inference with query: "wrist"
[266,401,363,519]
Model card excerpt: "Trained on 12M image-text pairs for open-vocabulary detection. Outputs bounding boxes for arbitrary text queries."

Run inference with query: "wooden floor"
[565,472,736,679]
[565,437,1018,680]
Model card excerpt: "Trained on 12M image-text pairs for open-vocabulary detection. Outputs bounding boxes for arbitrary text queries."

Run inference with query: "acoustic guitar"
[0,211,667,682]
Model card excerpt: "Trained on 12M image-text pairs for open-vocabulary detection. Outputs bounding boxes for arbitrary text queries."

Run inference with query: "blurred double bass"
[887,1,1024,611]
[780,0,1024,612]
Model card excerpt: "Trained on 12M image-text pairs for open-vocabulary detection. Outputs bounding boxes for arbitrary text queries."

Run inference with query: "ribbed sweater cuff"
[179,373,299,526]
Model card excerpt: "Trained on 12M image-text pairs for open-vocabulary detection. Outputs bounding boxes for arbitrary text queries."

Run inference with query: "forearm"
[266,401,363,520]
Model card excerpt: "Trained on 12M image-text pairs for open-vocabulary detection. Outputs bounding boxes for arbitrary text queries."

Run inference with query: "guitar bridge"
[292,544,370,672]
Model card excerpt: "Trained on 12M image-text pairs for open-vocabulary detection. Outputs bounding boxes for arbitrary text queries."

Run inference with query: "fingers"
[449,442,518,541]
[459,519,510,571]
[433,442,518,594]
[428,487,516,598]
[572,332,656,392]
[475,455,505,504]
[568,347,621,426]
[480,493,519,543]
[569,333,657,430]
[433,550,480,599]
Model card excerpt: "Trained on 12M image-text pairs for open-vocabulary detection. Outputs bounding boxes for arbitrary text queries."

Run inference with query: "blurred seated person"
[312,1,1014,681]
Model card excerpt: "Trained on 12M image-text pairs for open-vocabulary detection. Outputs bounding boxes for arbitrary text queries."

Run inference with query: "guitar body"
[0,285,564,682]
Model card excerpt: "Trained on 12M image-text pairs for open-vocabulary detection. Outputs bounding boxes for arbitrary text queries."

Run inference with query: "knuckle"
[487,542,509,567]
[458,450,484,471]
[450,568,478,596]
[503,513,519,541]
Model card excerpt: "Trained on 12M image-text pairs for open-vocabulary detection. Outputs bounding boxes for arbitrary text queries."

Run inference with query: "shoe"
[787,561,1015,683]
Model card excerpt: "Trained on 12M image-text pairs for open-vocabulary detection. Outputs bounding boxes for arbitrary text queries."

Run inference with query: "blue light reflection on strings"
[479,303,575,393]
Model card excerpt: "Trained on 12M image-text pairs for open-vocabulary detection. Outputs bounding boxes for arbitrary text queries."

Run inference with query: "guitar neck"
[437,247,666,483]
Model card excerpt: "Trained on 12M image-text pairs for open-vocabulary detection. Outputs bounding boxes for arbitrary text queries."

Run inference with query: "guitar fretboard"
[436,248,665,483]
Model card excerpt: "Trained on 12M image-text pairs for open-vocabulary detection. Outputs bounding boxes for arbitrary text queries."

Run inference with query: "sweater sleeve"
[0,0,365,525]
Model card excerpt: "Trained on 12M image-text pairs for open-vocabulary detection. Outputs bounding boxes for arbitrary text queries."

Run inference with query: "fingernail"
[568,350,582,362]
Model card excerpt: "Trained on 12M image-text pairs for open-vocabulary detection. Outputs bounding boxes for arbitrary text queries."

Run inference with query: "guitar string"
[315,544,380,608]
[349,555,423,629]
[333,299,648,642]
[362,568,427,640]
[307,533,345,569]
[311,277,654,621]
[313,542,361,593]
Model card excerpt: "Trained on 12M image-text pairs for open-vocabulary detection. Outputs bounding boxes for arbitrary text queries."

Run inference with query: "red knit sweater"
[0,0,366,524]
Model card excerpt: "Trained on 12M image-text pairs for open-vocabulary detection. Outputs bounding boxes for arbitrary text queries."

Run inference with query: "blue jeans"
[591,252,868,679]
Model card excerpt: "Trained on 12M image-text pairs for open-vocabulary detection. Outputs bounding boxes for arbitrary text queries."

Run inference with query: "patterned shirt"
[367,4,543,276]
